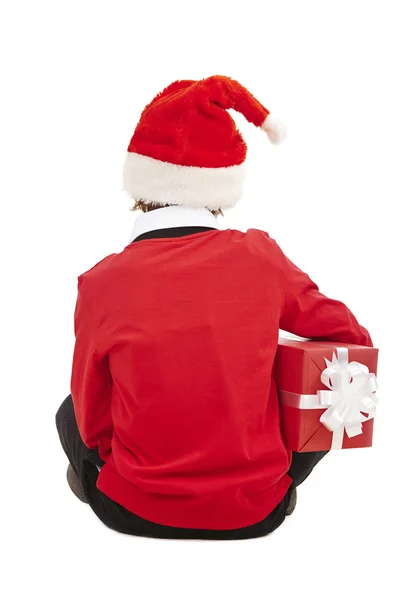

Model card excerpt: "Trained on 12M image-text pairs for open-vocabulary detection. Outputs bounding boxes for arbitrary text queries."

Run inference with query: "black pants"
[56,395,327,539]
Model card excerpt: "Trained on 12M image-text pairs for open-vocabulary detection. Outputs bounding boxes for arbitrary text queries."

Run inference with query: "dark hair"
[130,199,224,217]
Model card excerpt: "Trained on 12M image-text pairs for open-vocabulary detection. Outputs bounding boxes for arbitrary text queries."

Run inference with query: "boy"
[56,75,372,540]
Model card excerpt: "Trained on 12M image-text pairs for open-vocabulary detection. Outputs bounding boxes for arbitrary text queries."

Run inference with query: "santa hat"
[123,75,286,211]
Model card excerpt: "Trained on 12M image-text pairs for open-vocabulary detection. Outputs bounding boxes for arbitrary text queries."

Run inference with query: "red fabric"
[128,75,270,168]
[274,340,377,451]
[70,229,372,530]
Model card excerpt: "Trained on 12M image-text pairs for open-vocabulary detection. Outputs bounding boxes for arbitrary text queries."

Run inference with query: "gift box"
[274,338,379,451]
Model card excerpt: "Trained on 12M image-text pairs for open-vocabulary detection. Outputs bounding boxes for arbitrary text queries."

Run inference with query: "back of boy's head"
[123,75,286,214]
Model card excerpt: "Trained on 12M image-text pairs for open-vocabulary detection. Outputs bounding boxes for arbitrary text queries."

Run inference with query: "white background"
[1,1,398,598]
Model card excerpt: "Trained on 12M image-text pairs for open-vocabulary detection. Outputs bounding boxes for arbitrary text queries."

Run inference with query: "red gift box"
[274,338,379,451]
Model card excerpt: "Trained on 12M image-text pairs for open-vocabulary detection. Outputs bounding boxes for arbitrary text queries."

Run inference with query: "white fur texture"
[123,152,245,210]
[261,115,287,144]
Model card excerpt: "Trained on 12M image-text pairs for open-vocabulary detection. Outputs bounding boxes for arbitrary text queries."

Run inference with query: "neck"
[127,204,222,244]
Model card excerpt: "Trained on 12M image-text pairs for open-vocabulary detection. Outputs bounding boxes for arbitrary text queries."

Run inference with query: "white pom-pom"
[260,114,287,145]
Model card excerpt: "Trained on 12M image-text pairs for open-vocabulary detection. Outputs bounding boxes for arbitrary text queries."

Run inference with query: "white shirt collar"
[128,205,222,243]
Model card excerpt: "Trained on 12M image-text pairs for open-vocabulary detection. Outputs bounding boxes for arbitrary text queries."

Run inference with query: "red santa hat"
[123,75,286,210]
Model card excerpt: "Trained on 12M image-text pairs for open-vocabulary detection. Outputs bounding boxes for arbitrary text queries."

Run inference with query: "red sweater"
[71,228,372,530]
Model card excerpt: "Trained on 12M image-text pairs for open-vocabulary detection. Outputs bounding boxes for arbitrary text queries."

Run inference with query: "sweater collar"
[128,205,221,243]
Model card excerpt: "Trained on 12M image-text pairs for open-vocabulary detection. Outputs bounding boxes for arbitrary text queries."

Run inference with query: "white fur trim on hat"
[261,115,287,145]
[123,152,246,210]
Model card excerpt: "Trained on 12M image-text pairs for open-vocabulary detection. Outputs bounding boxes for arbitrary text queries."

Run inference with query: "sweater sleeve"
[266,234,373,347]
[70,277,114,460]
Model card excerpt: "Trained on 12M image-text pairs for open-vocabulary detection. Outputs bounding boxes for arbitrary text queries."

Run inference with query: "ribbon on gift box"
[317,347,378,449]
[278,347,379,450]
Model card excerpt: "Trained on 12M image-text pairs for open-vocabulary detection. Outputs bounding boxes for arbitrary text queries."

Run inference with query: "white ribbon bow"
[316,347,378,449]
